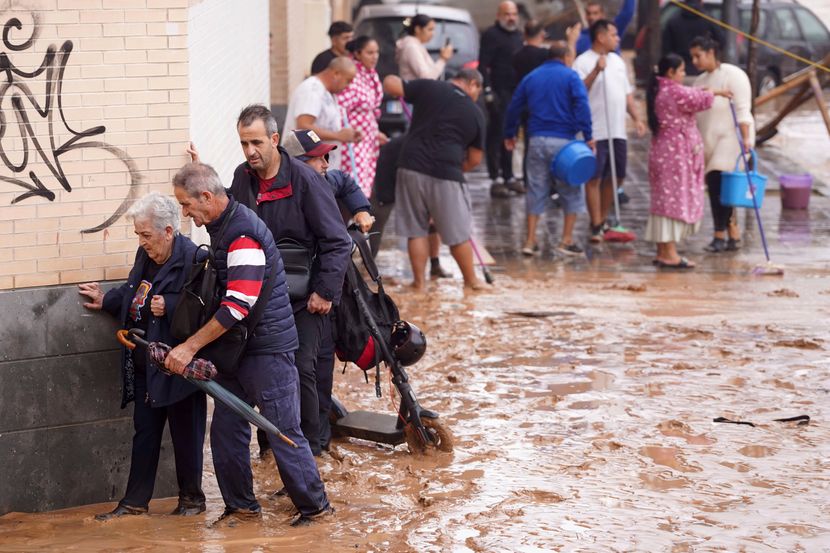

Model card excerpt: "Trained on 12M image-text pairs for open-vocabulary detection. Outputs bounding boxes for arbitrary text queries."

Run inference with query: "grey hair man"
[167,163,333,527]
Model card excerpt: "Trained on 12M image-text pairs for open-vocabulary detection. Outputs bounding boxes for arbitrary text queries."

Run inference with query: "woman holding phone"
[395,14,454,80]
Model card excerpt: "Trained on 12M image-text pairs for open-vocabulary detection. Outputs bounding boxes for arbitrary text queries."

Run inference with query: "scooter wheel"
[404,416,454,454]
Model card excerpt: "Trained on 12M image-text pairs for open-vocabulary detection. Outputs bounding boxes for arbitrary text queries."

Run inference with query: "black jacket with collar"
[229,148,351,310]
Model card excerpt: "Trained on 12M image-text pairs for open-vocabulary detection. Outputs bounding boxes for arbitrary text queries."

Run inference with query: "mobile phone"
[444,37,451,48]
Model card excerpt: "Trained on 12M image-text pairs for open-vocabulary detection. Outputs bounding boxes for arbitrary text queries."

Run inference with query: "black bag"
[171,203,275,375]
[276,238,313,302]
[333,229,399,371]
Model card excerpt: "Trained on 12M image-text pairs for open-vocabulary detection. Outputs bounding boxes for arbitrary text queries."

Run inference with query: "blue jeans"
[210,352,329,515]
[526,135,586,215]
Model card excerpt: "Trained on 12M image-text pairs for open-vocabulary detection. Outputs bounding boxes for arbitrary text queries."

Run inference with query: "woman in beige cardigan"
[396,14,454,80]
[690,35,755,253]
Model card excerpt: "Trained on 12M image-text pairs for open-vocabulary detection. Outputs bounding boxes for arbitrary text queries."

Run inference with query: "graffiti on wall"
[0,14,140,233]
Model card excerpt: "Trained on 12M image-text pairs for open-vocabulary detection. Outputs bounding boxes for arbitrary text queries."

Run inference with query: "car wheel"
[757,69,780,97]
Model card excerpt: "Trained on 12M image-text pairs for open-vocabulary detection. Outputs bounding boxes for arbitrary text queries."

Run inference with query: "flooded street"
[4,158,830,551]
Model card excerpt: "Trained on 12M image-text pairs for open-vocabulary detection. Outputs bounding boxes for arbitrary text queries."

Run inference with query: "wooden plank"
[808,70,830,137]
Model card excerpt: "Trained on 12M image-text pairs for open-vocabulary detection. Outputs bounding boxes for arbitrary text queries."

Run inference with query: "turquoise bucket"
[551,140,596,187]
[720,149,767,209]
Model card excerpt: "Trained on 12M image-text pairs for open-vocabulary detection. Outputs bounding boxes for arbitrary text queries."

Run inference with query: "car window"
[424,20,477,59]
[793,7,830,42]
[739,8,766,35]
[774,9,803,41]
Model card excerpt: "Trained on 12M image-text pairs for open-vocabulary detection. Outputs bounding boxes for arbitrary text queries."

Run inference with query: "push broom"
[601,75,636,243]
[728,100,784,276]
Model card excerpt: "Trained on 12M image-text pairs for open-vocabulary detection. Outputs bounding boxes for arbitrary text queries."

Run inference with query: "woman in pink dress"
[645,53,731,269]
[337,35,386,197]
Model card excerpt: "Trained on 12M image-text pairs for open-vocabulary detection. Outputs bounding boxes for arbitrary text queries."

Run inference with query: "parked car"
[635,0,830,95]
[354,4,480,136]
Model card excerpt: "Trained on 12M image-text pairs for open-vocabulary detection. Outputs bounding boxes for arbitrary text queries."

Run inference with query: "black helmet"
[390,320,426,366]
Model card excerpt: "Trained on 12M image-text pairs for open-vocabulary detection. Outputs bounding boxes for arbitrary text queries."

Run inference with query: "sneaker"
[94,504,148,521]
[617,189,630,205]
[726,238,741,251]
[430,263,453,278]
[490,183,510,198]
[521,244,540,257]
[506,179,526,194]
[704,238,727,253]
[209,507,262,528]
[290,505,335,527]
[268,486,288,500]
[170,501,206,516]
[589,224,604,243]
[556,243,584,257]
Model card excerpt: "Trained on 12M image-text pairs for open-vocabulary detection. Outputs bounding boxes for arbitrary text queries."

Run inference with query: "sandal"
[657,257,695,270]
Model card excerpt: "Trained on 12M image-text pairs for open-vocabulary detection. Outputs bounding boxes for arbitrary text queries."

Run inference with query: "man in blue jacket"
[575,0,636,55]
[166,163,332,527]
[504,41,593,258]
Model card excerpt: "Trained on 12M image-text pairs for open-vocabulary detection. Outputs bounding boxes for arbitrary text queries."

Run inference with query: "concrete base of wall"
[0,284,176,514]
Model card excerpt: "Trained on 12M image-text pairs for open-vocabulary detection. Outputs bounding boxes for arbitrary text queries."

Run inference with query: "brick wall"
[0,0,191,291]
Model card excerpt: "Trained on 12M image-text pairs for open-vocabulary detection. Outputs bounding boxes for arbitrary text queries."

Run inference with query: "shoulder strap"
[348,228,380,283]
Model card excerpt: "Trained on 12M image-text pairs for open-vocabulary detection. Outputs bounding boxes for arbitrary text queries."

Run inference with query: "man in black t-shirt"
[310,21,353,75]
[382,69,487,290]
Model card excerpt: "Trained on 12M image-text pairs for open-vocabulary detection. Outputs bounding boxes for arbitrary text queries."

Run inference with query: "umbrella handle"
[116,329,136,350]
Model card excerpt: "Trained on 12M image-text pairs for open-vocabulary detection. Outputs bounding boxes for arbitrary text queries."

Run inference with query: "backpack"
[170,203,275,375]
[333,229,399,374]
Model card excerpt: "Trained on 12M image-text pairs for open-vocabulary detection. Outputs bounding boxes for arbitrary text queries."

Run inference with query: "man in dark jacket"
[479,0,524,198]
[228,105,351,457]
[167,162,332,527]
[662,0,723,76]
[256,128,372,456]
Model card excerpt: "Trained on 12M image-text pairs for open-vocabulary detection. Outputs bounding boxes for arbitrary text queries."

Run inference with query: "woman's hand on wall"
[78,282,104,310]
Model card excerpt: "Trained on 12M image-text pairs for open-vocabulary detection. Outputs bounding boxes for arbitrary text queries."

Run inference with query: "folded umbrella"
[117,329,297,448]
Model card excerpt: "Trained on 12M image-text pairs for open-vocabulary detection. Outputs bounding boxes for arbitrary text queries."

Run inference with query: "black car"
[635,1,830,95]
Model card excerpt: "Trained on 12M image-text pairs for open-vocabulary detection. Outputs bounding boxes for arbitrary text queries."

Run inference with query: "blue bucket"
[551,140,596,187]
[720,150,767,209]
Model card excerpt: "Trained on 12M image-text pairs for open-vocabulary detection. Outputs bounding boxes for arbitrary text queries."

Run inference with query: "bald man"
[282,56,362,171]
[479,0,524,198]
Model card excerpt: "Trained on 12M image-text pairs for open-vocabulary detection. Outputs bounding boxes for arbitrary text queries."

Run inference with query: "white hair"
[126,192,181,233]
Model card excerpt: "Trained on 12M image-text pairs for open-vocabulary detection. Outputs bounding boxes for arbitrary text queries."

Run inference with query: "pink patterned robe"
[648,77,714,224]
[337,60,383,197]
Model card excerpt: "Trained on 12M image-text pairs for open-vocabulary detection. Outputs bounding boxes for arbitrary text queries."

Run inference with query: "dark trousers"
[706,170,735,232]
[121,375,206,510]
[368,196,395,258]
[294,308,326,455]
[315,315,335,451]
[486,93,514,181]
[211,352,329,515]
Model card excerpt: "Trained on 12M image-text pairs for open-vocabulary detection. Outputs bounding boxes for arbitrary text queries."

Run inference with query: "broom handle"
[601,73,622,225]
[729,101,771,262]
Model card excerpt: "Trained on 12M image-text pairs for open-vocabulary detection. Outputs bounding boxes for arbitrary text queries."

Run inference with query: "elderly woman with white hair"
[78,192,207,520]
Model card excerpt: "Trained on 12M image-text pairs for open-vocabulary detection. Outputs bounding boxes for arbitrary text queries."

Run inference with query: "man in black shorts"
[382,68,486,290]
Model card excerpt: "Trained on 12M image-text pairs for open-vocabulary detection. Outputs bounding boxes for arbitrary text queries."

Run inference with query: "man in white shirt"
[572,20,644,242]
[282,57,362,171]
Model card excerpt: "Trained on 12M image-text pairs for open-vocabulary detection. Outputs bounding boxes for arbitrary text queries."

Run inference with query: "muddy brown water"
[2,261,829,552]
